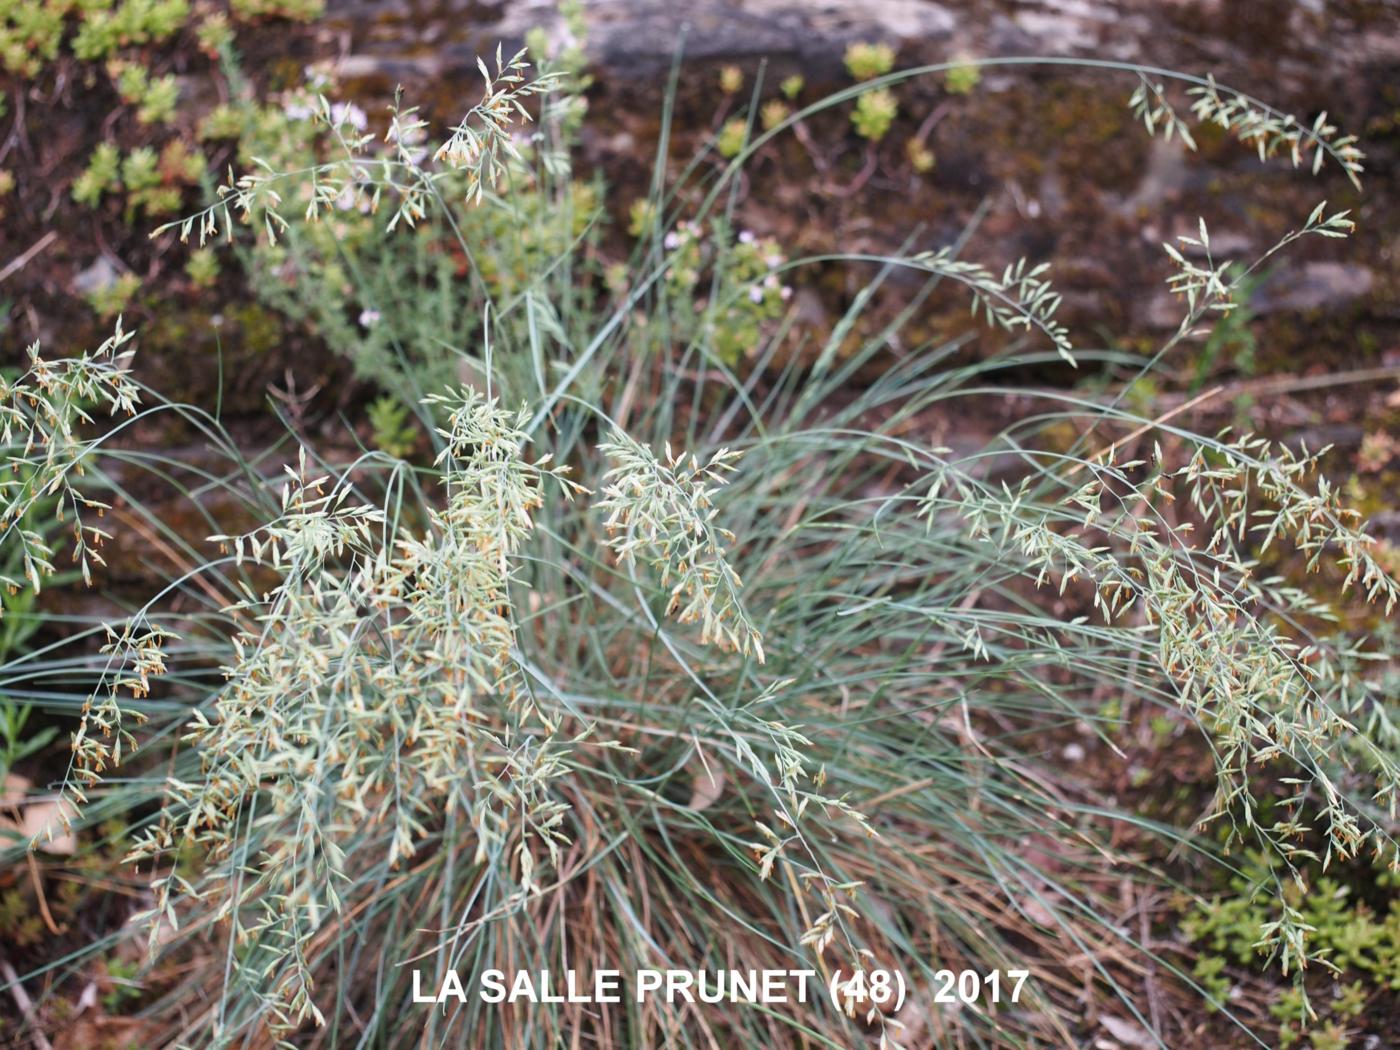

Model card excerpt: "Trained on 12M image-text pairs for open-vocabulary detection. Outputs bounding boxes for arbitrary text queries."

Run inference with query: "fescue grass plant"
[2,44,1397,1050]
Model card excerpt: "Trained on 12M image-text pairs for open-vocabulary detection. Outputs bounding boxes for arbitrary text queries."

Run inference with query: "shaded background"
[5,0,1398,519]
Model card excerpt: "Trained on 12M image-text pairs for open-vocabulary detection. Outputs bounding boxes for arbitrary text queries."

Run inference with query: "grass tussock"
[1,40,1397,1050]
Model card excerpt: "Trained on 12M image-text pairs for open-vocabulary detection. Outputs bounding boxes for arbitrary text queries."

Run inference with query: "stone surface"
[1255,262,1377,315]
[71,255,122,297]
[323,0,1400,89]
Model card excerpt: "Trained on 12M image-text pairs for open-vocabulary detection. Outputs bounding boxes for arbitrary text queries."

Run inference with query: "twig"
[1064,385,1226,481]
[913,100,951,144]
[0,959,54,1050]
[1061,362,1400,481]
[1183,363,1400,402]
[110,507,250,628]
[0,231,58,286]
[827,143,879,198]
[1093,384,1225,463]
[26,853,64,936]
[1138,887,1164,1037]
[790,118,829,175]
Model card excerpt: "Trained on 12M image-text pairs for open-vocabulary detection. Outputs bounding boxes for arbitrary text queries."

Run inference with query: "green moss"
[119,144,159,191]
[71,0,188,60]
[122,144,186,218]
[158,139,205,183]
[905,137,934,173]
[968,80,1145,190]
[230,0,323,21]
[228,302,284,355]
[628,198,657,238]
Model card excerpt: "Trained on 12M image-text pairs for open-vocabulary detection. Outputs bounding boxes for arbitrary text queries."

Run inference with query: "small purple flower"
[331,102,369,132]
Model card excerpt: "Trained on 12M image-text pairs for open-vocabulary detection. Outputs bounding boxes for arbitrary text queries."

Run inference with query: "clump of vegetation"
[71,0,190,62]
[905,135,935,172]
[196,53,597,403]
[197,101,249,141]
[760,98,789,131]
[945,58,982,95]
[71,142,122,206]
[2,43,1397,1050]
[194,10,232,54]
[0,0,65,74]
[74,137,205,218]
[2,0,344,381]
[366,392,418,458]
[1184,853,1400,1045]
[111,62,180,125]
[840,42,901,142]
[100,957,144,1014]
[843,40,895,82]
[183,246,219,287]
[842,42,900,142]
[637,219,790,365]
[716,115,747,157]
[851,87,898,141]
[4,0,317,76]
[119,146,169,213]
